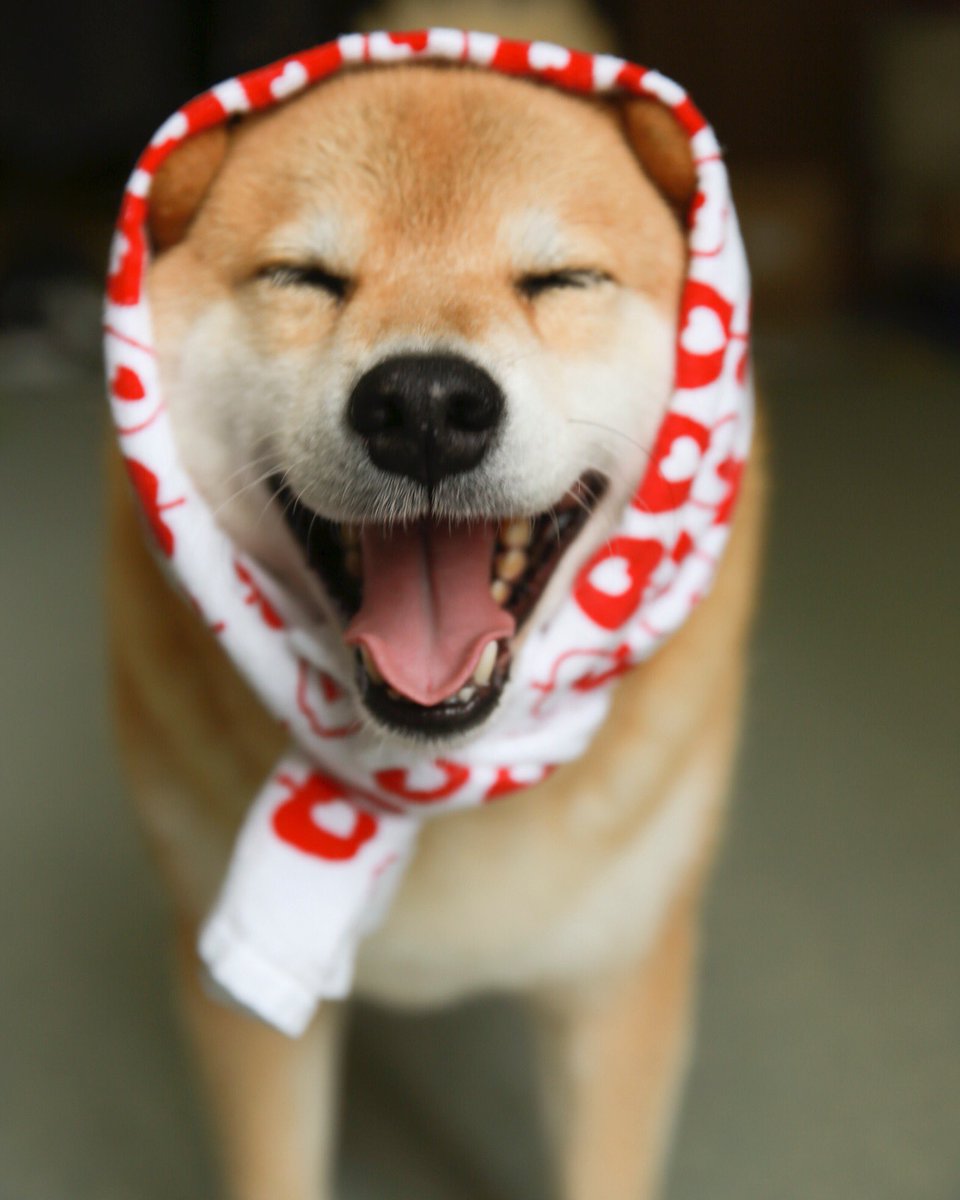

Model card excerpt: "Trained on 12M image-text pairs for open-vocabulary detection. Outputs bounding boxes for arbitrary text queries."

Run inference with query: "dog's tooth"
[360,646,383,684]
[490,578,512,605]
[457,685,477,702]
[473,641,498,686]
[344,548,361,577]
[340,523,359,547]
[496,549,527,582]
[500,518,532,548]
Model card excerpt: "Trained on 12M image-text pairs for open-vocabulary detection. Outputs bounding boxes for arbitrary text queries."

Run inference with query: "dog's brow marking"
[265,212,360,273]
[504,206,580,269]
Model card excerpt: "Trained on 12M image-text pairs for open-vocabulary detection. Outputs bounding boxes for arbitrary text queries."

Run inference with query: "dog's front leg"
[175,924,345,1200]
[531,885,701,1200]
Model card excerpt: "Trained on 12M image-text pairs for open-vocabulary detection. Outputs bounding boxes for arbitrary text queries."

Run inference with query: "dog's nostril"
[353,392,405,435]
[446,390,500,433]
[347,353,505,487]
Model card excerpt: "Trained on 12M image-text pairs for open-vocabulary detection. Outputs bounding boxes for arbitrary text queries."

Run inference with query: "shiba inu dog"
[106,33,765,1200]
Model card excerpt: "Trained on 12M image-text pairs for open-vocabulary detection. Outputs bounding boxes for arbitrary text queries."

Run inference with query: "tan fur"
[149,126,229,251]
[108,62,766,1200]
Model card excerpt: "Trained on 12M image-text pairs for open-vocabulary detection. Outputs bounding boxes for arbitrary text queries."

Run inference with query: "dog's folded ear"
[615,98,697,219]
[149,126,230,251]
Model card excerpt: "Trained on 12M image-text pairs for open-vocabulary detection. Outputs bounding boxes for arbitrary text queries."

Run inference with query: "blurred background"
[1,1,958,1198]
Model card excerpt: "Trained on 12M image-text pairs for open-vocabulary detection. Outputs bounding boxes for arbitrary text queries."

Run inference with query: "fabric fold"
[199,753,421,1035]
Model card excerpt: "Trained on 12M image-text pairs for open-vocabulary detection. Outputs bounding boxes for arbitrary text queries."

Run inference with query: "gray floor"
[1,316,958,1199]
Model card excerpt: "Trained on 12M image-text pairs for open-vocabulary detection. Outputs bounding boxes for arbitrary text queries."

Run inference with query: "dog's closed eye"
[516,268,613,298]
[257,262,351,301]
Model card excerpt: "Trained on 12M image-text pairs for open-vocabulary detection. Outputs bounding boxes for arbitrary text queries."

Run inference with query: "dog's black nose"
[347,353,504,487]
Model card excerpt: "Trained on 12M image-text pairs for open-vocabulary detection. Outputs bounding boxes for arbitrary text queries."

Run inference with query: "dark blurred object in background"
[0,0,367,344]
[863,9,960,343]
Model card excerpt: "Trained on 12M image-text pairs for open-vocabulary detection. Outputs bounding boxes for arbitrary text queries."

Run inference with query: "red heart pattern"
[272,773,378,860]
[574,537,665,630]
[636,413,711,514]
[375,761,471,804]
[111,366,145,401]
[123,458,182,557]
[675,280,734,390]
[234,560,284,629]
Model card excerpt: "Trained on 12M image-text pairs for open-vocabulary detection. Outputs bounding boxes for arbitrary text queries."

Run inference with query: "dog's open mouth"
[270,475,605,736]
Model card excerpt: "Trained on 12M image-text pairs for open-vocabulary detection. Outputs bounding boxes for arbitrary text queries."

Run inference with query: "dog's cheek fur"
[148,257,299,572]
[489,292,677,512]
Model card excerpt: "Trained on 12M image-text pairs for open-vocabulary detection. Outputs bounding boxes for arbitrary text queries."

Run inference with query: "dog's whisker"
[218,444,276,487]
[566,418,653,461]
[247,465,298,533]
[210,464,285,520]
[252,488,282,532]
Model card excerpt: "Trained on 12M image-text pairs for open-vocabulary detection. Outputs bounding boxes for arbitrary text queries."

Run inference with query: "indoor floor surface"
[1,316,958,1199]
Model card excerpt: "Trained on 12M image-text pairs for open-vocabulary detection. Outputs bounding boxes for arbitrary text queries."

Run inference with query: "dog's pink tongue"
[345,521,515,706]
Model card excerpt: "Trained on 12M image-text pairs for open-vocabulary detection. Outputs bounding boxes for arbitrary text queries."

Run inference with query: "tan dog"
[107,60,765,1200]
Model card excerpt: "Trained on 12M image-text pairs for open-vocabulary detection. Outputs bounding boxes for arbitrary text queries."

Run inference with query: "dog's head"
[146,63,694,743]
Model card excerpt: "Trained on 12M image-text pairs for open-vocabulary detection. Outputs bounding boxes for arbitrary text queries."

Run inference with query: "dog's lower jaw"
[355,650,510,739]
[270,470,608,738]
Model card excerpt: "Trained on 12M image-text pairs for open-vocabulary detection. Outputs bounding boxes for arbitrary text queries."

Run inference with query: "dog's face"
[147,64,693,742]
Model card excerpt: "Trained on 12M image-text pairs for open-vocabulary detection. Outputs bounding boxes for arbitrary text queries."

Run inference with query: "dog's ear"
[615,98,697,218]
[148,126,230,251]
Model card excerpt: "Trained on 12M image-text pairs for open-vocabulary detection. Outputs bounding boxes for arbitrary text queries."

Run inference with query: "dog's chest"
[353,748,717,1005]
